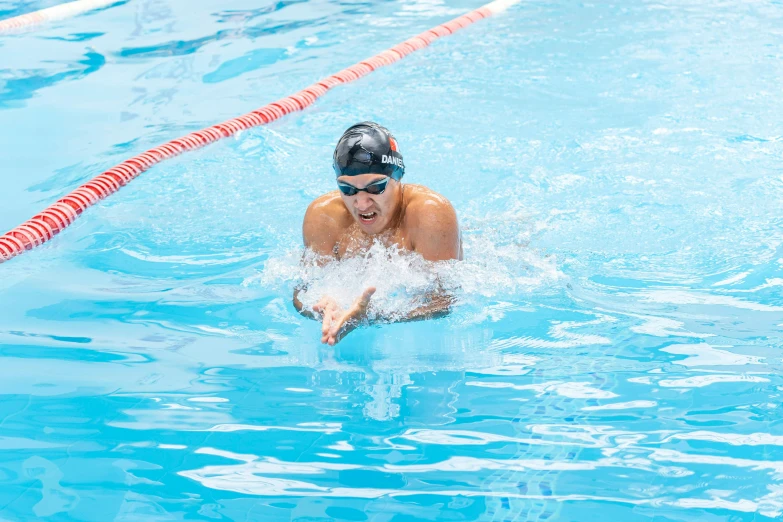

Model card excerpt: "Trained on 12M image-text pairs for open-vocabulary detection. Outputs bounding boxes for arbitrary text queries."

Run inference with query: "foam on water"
[248,212,562,322]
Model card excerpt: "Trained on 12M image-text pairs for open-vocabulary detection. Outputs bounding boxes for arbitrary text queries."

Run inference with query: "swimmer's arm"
[302,195,342,260]
[400,292,456,322]
[408,197,462,262]
[293,285,317,319]
[294,195,343,318]
[399,199,461,321]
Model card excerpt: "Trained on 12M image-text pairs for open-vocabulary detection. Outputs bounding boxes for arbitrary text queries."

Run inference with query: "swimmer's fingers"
[312,297,340,344]
[356,287,376,310]
[320,309,332,342]
[312,296,334,314]
[327,287,376,345]
[327,310,349,345]
[328,314,352,345]
[321,304,341,343]
[328,315,362,346]
[345,287,376,325]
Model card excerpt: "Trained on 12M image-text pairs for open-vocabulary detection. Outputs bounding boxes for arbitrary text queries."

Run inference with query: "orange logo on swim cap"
[390,137,399,152]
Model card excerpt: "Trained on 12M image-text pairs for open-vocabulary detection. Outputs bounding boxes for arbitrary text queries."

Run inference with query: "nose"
[353,193,374,211]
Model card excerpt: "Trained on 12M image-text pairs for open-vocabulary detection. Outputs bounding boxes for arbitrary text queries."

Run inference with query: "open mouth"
[358,211,378,224]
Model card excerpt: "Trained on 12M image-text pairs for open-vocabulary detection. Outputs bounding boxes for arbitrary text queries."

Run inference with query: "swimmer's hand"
[312,287,376,345]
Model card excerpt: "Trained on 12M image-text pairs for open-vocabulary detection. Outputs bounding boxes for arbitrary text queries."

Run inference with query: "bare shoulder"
[404,184,459,226]
[303,191,351,256]
[403,184,462,261]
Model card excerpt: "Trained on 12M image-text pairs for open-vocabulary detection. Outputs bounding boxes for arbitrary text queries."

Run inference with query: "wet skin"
[295,175,462,344]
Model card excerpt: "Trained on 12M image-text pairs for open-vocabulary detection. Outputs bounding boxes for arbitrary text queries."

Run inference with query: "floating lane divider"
[0,0,520,264]
[0,0,119,34]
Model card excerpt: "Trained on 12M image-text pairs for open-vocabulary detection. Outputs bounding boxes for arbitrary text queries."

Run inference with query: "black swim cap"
[333,122,404,180]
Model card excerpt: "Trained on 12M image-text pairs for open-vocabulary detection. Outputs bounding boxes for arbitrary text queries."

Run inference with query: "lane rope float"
[0,0,119,34]
[0,0,520,264]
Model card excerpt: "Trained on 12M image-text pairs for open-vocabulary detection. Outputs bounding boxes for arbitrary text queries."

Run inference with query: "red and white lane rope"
[0,0,520,264]
[0,0,118,34]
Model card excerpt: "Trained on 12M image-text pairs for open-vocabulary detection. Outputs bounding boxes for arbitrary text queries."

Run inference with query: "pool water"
[1,0,783,520]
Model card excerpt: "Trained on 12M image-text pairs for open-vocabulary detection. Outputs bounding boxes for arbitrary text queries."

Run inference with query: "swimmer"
[294,122,462,345]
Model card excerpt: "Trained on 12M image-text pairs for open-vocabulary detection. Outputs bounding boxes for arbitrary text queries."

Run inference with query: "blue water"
[1,0,783,520]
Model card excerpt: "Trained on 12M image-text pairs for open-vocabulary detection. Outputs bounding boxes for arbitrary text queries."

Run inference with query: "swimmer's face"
[336,174,401,234]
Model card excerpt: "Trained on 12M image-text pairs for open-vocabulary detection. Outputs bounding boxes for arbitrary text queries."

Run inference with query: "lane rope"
[0,0,119,34]
[0,0,520,264]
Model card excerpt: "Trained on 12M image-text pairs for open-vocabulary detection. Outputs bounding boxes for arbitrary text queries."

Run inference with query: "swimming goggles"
[337,177,389,196]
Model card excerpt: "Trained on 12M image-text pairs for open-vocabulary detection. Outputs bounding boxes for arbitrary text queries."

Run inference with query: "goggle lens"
[337,178,389,196]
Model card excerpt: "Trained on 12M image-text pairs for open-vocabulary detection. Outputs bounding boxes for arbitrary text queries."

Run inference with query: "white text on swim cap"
[381,155,404,168]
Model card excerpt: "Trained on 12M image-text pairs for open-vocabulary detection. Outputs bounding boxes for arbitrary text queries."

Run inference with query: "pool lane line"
[0,0,521,264]
[0,0,119,34]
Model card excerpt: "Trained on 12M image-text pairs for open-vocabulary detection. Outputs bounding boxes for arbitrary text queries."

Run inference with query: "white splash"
[248,229,561,322]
